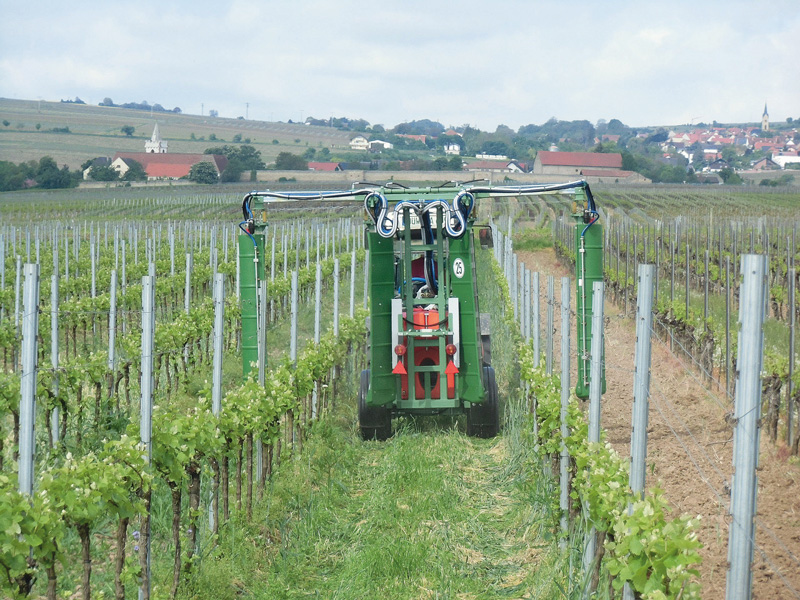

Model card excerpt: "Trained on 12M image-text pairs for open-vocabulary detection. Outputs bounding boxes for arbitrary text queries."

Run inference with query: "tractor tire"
[467,366,499,438]
[358,369,392,441]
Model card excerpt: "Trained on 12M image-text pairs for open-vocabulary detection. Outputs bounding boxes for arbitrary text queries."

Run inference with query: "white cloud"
[1,0,798,129]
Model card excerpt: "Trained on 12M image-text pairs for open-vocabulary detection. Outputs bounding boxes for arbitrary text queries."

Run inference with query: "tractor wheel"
[467,366,499,438]
[358,369,392,441]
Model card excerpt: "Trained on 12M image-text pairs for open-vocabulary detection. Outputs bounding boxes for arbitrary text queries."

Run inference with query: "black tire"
[358,369,392,441]
[466,366,499,438]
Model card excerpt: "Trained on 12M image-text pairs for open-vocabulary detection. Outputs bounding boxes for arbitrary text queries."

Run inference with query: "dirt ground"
[516,248,800,599]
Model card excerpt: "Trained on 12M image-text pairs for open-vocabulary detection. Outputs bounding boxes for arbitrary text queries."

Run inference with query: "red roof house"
[307,162,342,172]
[112,152,227,180]
[533,151,622,175]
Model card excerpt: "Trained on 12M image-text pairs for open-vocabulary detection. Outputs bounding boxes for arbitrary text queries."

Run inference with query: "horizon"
[2,95,789,135]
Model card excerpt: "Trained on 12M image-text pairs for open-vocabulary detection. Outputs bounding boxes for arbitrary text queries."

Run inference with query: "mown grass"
[513,227,554,252]
[174,246,569,599]
[178,398,567,600]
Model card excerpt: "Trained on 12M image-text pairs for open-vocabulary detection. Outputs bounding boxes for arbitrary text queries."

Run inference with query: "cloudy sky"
[1,1,797,131]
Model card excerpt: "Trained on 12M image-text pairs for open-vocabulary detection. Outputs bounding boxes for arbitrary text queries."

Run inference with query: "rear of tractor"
[359,186,498,440]
[236,180,605,443]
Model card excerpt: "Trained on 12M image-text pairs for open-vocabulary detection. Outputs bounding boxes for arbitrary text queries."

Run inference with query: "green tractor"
[237,180,603,442]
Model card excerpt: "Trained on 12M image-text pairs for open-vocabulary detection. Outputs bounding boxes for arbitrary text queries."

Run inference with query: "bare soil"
[516,247,800,599]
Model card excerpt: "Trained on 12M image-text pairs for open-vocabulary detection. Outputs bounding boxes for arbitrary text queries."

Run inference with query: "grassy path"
[178,248,567,599]
[183,401,566,600]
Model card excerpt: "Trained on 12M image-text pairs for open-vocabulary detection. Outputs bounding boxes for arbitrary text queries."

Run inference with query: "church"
[145,123,168,153]
[111,124,227,180]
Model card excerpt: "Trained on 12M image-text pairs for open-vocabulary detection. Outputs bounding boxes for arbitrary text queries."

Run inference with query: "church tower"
[145,123,168,153]
[761,103,769,132]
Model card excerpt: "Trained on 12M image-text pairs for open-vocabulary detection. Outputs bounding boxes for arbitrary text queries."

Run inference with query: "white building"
[368,139,394,151]
[444,143,461,156]
[145,123,168,153]
[349,135,369,151]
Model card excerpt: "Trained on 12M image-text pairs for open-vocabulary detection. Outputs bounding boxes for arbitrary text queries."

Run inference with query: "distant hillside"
[0,98,355,170]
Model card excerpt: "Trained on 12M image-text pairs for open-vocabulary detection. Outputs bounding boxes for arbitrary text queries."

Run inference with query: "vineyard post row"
[3,211,366,597]
[491,208,777,599]
[551,211,799,455]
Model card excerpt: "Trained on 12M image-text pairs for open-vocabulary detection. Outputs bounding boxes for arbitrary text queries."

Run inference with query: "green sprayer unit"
[238,180,604,440]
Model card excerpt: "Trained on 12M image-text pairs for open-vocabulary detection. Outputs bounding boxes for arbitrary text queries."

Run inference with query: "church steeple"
[144,123,168,153]
[761,103,769,132]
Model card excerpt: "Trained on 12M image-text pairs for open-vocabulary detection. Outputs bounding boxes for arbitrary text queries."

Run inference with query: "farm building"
[368,140,394,152]
[307,162,343,172]
[111,152,227,180]
[532,151,622,176]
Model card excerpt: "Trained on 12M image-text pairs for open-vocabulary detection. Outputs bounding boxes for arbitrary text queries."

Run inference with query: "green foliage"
[719,167,743,185]
[121,158,147,181]
[88,163,119,182]
[274,152,308,170]
[486,246,702,599]
[188,161,219,184]
[121,125,135,137]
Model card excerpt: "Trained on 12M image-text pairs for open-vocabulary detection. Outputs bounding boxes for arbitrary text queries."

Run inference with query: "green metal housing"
[365,187,484,415]
[236,179,604,415]
[573,189,606,398]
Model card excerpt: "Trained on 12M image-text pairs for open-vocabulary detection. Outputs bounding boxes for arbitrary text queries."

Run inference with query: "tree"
[188,162,219,184]
[303,148,316,160]
[121,125,135,137]
[36,156,77,189]
[204,145,265,170]
[89,164,120,182]
[479,141,510,156]
[448,155,463,170]
[121,160,147,181]
[232,134,242,143]
[719,167,743,185]
[220,159,244,183]
[274,152,307,170]
[0,161,26,191]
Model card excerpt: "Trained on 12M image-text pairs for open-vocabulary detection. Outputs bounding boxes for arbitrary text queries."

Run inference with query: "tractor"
[237,179,603,442]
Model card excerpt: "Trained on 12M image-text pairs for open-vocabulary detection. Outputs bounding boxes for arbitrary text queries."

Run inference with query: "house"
[396,134,427,143]
[532,151,622,176]
[443,129,462,137]
[307,162,343,172]
[476,153,509,160]
[749,157,781,171]
[111,152,227,180]
[464,160,525,173]
[772,153,800,169]
[82,157,112,180]
[706,159,729,172]
[349,135,369,150]
[444,143,461,156]
[368,140,394,152]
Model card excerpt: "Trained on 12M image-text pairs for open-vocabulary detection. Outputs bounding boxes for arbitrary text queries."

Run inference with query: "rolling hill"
[0,97,355,170]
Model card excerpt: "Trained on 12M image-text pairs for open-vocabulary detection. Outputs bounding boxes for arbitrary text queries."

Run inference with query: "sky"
[1,0,798,132]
